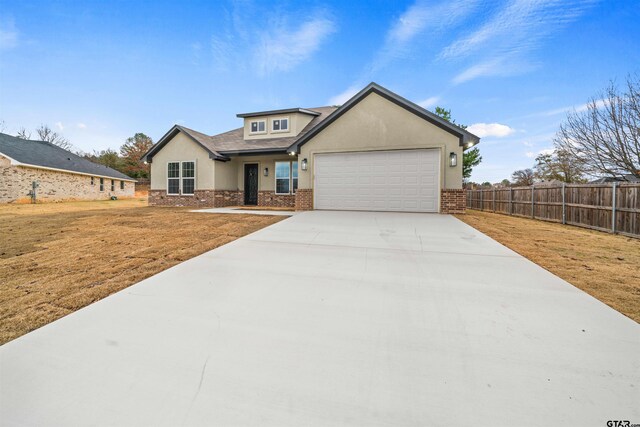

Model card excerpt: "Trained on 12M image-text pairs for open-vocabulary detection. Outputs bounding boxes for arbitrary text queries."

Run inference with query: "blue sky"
[0,0,638,183]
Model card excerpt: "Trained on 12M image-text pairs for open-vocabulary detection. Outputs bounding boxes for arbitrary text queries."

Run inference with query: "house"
[143,82,480,213]
[590,174,640,184]
[0,133,136,203]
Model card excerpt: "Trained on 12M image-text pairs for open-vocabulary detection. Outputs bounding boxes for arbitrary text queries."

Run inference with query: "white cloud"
[55,122,64,131]
[525,151,535,158]
[0,18,18,50]
[417,96,440,109]
[538,148,554,156]
[328,85,361,105]
[256,15,336,75]
[441,0,598,83]
[211,5,336,76]
[467,122,515,138]
[374,0,478,69]
[77,123,87,129]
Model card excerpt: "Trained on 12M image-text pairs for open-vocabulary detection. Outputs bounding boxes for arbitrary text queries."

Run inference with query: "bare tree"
[35,124,73,151]
[16,127,32,140]
[554,75,640,178]
[511,169,536,186]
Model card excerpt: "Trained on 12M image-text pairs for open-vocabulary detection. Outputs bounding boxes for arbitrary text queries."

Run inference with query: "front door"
[244,164,258,205]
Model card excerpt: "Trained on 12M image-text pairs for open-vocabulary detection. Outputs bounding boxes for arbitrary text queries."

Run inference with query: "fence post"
[493,188,496,212]
[611,182,617,233]
[561,182,566,225]
[531,185,535,219]
[480,189,483,211]
[509,187,513,215]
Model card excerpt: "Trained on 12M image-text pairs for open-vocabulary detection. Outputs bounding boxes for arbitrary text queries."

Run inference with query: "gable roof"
[236,108,321,118]
[0,133,135,181]
[288,82,481,153]
[143,106,337,162]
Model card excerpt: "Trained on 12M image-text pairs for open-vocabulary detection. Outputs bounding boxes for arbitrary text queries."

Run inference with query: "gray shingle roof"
[0,132,135,181]
[144,106,337,161]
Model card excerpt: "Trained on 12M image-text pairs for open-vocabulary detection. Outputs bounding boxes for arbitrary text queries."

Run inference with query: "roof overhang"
[236,108,321,118]
[0,151,137,182]
[287,82,481,154]
[218,148,291,156]
[141,125,229,163]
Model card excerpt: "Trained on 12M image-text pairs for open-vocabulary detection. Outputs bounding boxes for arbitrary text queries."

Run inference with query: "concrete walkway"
[1,211,638,426]
[192,207,295,216]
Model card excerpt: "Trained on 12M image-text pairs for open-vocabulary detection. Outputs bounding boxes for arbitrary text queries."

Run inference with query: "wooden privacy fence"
[466,183,640,238]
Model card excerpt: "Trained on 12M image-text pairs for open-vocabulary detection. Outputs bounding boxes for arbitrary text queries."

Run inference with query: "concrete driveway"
[1,211,638,426]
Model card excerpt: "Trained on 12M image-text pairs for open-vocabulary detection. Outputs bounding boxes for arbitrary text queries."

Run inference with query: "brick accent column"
[295,189,313,211]
[440,189,466,214]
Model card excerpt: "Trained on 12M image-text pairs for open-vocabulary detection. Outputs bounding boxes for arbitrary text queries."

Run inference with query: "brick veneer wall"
[441,189,466,214]
[214,190,241,207]
[148,190,216,207]
[0,155,134,203]
[295,189,313,211]
[257,191,295,208]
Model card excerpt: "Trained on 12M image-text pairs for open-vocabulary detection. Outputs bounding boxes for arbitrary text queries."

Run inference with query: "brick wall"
[441,189,466,214]
[295,189,313,211]
[0,156,134,203]
[214,190,241,207]
[257,191,296,208]
[148,190,216,207]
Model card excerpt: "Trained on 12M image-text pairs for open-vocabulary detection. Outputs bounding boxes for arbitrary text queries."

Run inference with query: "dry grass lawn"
[0,199,285,344]
[456,210,640,322]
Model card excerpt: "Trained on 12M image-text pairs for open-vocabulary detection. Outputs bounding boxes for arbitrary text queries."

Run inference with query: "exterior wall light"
[288,151,296,156]
[263,167,269,177]
[449,152,457,167]
[301,158,308,171]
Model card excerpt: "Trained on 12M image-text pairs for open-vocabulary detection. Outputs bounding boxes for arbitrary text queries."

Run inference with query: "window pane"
[275,161,290,179]
[182,161,195,178]
[281,118,288,130]
[120,181,124,190]
[168,178,180,194]
[276,178,290,194]
[168,162,180,178]
[292,161,298,179]
[292,178,298,194]
[182,178,195,194]
[273,120,280,131]
[259,121,265,132]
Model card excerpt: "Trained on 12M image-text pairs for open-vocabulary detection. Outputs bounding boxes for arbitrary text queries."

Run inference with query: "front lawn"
[456,210,640,322]
[0,200,285,344]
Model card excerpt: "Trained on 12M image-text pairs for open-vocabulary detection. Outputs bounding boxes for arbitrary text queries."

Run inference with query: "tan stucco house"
[0,133,135,203]
[143,83,480,213]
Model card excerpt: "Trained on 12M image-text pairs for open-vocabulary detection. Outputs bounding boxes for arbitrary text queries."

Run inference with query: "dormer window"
[250,120,266,134]
[272,117,289,132]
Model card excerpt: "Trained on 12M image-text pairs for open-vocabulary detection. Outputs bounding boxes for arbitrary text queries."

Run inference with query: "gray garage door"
[314,149,440,212]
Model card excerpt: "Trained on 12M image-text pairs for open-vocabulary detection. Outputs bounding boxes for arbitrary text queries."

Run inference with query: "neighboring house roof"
[590,174,640,183]
[289,82,480,153]
[142,82,481,163]
[143,106,337,162]
[236,108,321,118]
[0,132,135,181]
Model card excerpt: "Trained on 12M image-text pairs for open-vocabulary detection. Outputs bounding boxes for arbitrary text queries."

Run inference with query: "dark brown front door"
[244,164,258,205]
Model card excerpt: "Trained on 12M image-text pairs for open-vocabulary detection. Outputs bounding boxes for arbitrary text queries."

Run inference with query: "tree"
[16,127,32,139]
[434,106,482,180]
[533,148,587,183]
[120,133,153,179]
[85,149,122,171]
[35,124,73,150]
[463,147,482,180]
[511,169,535,186]
[554,74,640,179]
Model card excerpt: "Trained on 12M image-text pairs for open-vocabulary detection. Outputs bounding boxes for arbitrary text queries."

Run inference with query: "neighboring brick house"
[143,82,480,213]
[0,133,136,203]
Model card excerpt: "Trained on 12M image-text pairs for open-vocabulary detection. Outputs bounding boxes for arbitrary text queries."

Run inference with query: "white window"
[181,161,195,195]
[167,162,180,195]
[272,117,289,132]
[275,161,297,195]
[250,120,266,134]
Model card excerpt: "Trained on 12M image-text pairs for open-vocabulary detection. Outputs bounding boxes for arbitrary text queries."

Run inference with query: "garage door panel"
[314,149,440,213]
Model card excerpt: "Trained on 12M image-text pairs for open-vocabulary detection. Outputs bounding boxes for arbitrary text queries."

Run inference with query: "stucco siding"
[298,92,463,190]
[0,155,134,203]
[150,132,214,190]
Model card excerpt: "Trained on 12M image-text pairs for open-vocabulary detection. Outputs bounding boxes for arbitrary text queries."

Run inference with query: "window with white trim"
[167,161,196,195]
[250,120,266,134]
[272,117,289,132]
[275,161,297,195]
[167,162,180,195]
